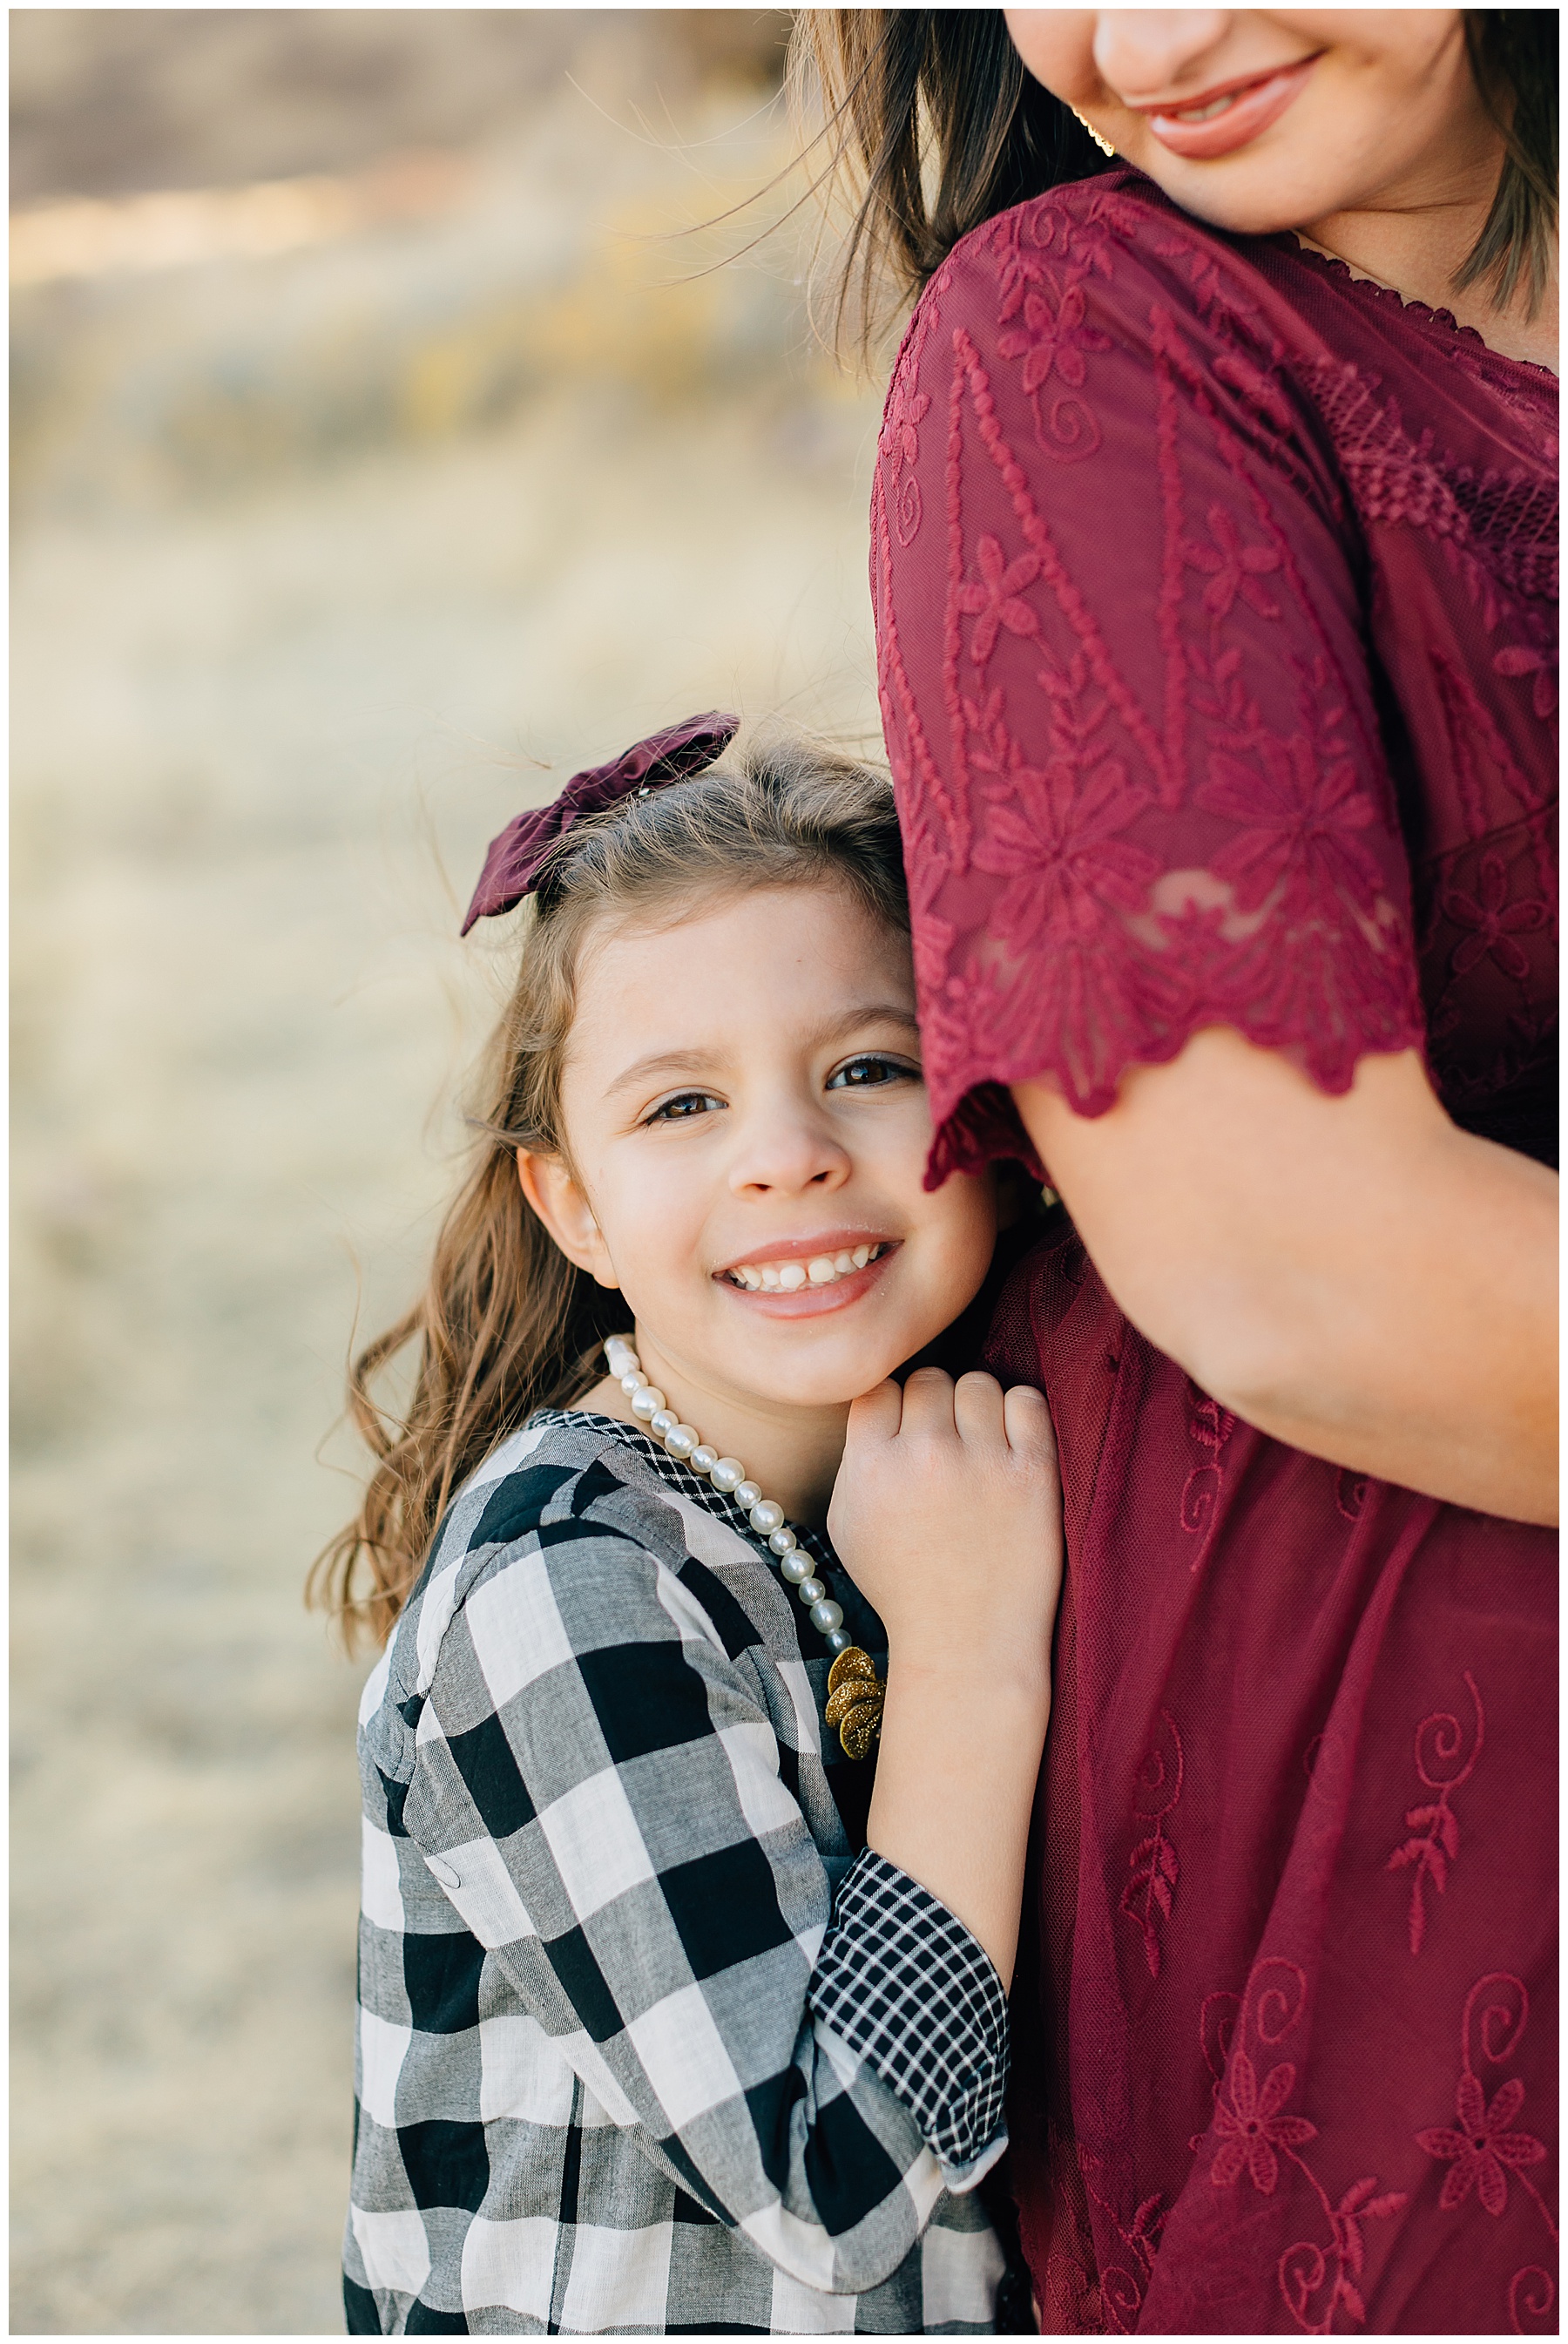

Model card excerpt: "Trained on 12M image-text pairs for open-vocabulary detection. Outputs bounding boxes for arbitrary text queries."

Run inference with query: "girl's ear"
[516,1149,620,1290]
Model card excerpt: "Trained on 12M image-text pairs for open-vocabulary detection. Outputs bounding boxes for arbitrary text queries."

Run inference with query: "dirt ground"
[11,15,883,2331]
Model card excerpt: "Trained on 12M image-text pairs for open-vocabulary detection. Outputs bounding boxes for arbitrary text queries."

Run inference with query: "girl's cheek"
[923,1180,1000,1282]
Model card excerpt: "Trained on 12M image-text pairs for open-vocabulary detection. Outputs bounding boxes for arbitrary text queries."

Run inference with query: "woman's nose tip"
[1092,10,1232,98]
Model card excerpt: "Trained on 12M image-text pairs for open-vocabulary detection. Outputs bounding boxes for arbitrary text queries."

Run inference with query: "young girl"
[320,715,1062,2335]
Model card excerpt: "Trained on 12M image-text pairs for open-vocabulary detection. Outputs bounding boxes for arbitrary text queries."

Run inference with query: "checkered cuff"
[808,1848,1010,2186]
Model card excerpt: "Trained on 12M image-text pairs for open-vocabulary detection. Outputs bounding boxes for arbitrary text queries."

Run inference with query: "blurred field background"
[11,11,883,2331]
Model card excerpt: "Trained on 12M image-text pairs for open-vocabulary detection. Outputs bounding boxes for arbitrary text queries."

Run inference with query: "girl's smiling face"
[524,882,998,1424]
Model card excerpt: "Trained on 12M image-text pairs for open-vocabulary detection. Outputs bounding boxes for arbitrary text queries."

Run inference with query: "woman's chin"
[1121,128,1352,240]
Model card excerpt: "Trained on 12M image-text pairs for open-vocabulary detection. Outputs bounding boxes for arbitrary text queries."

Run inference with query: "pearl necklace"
[604,1334,884,1758]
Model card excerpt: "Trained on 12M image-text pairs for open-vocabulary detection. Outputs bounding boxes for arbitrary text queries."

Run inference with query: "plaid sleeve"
[395,1520,963,2296]
[809,1848,1010,2187]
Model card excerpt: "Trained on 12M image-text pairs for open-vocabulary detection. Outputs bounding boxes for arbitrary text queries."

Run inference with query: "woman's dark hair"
[791,11,1111,349]
[793,10,1557,344]
[311,729,907,1649]
[1455,10,1558,313]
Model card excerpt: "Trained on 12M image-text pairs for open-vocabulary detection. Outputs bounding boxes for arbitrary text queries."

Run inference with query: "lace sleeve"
[872,180,1428,1184]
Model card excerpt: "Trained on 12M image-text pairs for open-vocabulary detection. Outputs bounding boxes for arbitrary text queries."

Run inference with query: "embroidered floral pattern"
[1279,2180,1413,2338]
[971,754,1159,951]
[1441,856,1551,984]
[880,374,932,549]
[1418,2076,1547,2215]
[956,535,1041,666]
[871,165,1556,2343]
[1387,1672,1484,1955]
[873,169,1552,1171]
[1198,1963,1409,2334]
[1494,640,1558,719]
[883,377,931,476]
[1212,2053,1318,2192]
[1181,1384,1235,1568]
[997,277,1112,393]
[1509,2267,1556,2334]
[1081,2164,1166,2336]
[986,209,1117,462]
[1328,2176,1414,2292]
[1199,736,1384,918]
[1416,1975,1557,2255]
[1120,1710,1184,1979]
[1184,502,1282,619]
[1335,1467,1369,1521]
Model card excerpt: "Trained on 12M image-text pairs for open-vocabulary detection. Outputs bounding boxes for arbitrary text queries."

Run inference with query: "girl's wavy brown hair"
[793,10,1557,349]
[311,729,907,1649]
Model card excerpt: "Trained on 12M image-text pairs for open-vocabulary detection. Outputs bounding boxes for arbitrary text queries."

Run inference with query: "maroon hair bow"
[461,710,740,933]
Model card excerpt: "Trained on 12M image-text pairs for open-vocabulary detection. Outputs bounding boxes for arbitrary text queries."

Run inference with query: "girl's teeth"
[727,1242,887,1291]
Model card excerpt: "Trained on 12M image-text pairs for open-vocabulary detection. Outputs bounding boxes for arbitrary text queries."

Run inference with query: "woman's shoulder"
[906,166,1555,464]
[881,166,1345,581]
[882,167,1331,503]
[909,167,1274,362]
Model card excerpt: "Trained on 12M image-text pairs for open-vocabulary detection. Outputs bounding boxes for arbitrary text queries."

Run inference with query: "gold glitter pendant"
[825,1647,885,1760]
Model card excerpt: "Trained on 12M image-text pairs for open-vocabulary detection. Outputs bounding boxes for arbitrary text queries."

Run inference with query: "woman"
[798,11,1556,2334]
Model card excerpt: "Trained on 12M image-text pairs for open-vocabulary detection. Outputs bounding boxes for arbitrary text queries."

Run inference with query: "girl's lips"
[1143,54,1320,160]
[714,1241,900,1318]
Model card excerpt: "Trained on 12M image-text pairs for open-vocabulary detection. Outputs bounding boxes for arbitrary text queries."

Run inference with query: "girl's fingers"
[844,1379,904,1449]
[1003,1381,1057,1459]
[953,1370,1006,1444]
[896,1364,958,1435]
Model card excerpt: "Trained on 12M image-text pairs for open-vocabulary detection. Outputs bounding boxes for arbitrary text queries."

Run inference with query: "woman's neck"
[576,1364,848,1530]
[1299,139,1557,371]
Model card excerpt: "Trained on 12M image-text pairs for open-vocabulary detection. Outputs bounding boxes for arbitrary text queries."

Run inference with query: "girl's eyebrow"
[604,1046,725,1101]
[604,1002,920,1101]
[813,1000,922,1044]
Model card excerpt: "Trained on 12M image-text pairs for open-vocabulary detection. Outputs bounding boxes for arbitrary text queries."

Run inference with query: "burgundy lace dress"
[872,168,1557,2335]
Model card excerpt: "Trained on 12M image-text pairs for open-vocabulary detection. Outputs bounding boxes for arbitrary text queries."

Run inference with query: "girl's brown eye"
[645,1091,725,1124]
[828,1054,921,1090]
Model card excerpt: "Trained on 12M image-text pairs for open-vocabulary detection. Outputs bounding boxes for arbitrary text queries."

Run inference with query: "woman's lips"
[1143,54,1320,160]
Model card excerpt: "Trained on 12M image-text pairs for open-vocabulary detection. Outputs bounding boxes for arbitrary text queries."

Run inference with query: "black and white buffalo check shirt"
[346,1409,1014,2334]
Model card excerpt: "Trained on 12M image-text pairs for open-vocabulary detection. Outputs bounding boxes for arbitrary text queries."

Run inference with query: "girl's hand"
[828,1368,1063,1986]
[828,1367,1062,1690]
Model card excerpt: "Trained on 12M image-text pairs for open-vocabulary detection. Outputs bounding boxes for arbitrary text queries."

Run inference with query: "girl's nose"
[1092,10,1232,101]
[727,1108,852,1199]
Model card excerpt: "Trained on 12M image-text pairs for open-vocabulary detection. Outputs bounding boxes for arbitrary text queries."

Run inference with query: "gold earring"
[1070,105,1118,159]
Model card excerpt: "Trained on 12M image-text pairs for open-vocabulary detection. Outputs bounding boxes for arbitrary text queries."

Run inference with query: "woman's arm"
[828,1368,1062,1991]
[1016,1027,1558,1526]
